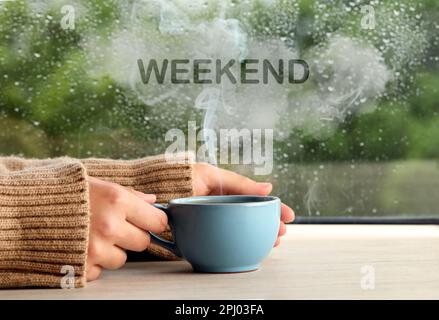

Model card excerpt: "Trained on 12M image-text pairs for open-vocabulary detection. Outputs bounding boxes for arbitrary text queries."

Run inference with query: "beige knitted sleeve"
[0,153,194,288]
[80,152,194,203]
[81,152,194,260]
[0,157,89,288]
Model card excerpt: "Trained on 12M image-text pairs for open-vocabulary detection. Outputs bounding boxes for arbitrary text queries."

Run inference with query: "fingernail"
[259,182,272,189]
[160,213,168,228]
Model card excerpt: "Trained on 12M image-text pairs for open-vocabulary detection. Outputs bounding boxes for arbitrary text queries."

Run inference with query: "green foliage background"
[0,0,438,216]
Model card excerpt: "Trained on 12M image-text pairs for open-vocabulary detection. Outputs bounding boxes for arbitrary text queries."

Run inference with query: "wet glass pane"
[0,0,438,218]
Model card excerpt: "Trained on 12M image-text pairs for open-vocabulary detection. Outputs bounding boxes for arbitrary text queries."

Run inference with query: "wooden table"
[1,225,439,299]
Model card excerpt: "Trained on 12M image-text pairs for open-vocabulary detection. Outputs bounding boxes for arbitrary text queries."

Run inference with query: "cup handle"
[149,204,181,257]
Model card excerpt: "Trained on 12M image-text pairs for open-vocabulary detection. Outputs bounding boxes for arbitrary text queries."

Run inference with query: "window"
[0,0,438,221]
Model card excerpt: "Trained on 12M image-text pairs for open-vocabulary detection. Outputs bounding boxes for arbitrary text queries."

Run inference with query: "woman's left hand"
[192,163,295,247]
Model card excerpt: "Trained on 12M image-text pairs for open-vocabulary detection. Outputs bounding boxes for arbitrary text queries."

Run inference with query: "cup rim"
[169,195,280,206]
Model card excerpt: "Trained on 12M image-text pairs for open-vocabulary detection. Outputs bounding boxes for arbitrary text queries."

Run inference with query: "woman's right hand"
[86,176,167,281]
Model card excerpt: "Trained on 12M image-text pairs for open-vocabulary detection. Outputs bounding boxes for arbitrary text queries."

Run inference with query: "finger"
[115,222,151,252]
[122,193,167,233]
[86,264,102,282]
[273,237,280,247]
[211,167,273,195]
[278,221,286,236]
[281,203,295,223]
[123,186,156,204]
[135,192,156,203]
[99,245,127,270]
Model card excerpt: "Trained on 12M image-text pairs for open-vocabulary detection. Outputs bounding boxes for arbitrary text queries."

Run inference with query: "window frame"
[293,216,439,224]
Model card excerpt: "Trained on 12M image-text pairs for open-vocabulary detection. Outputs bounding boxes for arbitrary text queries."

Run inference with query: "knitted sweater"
[0,153,193,288]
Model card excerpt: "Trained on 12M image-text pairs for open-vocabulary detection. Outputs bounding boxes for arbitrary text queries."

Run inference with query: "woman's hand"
[86,176,167,281]
[193,163,295,247]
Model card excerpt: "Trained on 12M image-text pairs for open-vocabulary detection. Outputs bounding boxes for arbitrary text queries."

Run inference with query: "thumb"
[214,168,273,195]
[256,182,273,195]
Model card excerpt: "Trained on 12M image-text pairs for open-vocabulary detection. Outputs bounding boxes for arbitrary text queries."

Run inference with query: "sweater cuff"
[81,152,194,261]
[0,159,89,288]
[81,152,194,203]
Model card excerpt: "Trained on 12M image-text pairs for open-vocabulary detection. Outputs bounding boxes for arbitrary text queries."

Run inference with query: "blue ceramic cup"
[150,195,281,273]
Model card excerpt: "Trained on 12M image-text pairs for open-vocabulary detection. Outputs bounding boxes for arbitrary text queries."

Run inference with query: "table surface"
[1,224,439,299]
